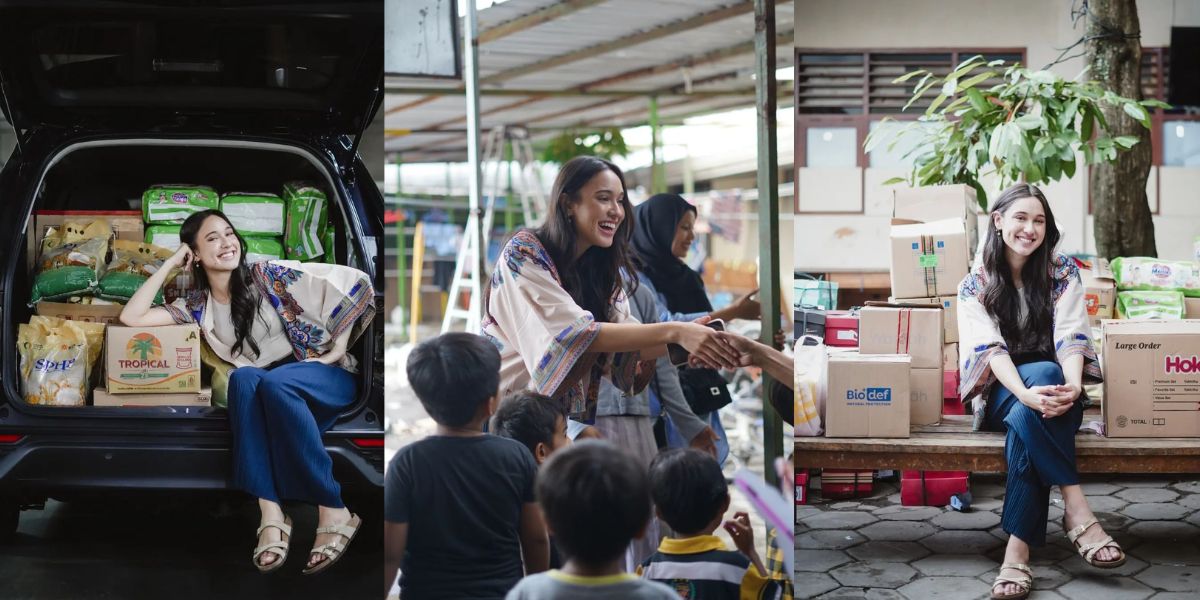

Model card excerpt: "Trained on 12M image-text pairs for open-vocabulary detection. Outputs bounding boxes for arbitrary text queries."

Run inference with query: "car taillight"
[0,434,24,444]
[349,437,384,448]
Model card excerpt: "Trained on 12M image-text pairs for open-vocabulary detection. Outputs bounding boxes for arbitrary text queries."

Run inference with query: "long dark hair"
[530,156,639,323]
[179,209,263,359]
[979,183,1061,352]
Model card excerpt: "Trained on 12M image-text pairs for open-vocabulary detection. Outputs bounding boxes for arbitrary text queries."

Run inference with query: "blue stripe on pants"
[985,361,1083,547]
[227,361,357,507]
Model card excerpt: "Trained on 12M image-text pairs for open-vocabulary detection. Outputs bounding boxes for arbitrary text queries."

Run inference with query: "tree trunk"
[1088,0,1157,259]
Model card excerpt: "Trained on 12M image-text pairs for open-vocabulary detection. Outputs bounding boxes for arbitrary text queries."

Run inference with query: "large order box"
[892,184,980,261]
[824,351,911,438]
[890,295,959,343]
[889,218,971,298]
[94,387,211,407]
[106,325,201,394]
[1102,319,1200,437]
[859,304,944,369]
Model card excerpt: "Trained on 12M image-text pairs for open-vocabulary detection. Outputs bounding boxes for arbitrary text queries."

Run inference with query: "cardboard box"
[859,304,944,369]
[1080,258,1116,327]
[1186,297,1200,319]
[36,301,124,325]
[891,295,959,343]
[824,352,911,438]
[1102,320,1200,437]
[893,184,980,261]
[889,218,970,298]
[93,387,211,407]
[911,367,943,426]
[943,342,959,372]
[27,210,144,272]
[106,325,201,394]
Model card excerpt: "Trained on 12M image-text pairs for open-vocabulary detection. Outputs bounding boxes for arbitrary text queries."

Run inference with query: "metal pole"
[465,0,486,322]
[754,0,784,488]
[649,95,664,194]
[395,153,407,340]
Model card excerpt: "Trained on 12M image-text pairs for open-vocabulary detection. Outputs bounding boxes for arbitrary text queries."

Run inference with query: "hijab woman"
[121,209,374,575]
[957,184,1123,600]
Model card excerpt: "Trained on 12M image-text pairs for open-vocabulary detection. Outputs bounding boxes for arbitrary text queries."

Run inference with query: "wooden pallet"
[795,410,1200,474]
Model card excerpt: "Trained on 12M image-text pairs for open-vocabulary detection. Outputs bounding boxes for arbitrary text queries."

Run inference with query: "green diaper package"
[142,185,219,224]
[322,221,336,264]
[1116,290,1185,320]
[145,225,182,251]
[282,182,328,261]
[221,192,286,236]
[244,236,285,264]
[1110,257,1200,298]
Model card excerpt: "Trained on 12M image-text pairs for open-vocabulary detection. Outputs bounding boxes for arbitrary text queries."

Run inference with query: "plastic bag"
[1116,290,1185,320]
[142,184,219,224]
[98,240,171,303]
[1110,257,1200,298]
[793,334,827,437]
[244,236,284,264]
[283,181,328,260]
[221,192,286,236]
[32,221,112,304]
[145,225,182,251]
[322,220,336,264]
[18,319,90,406]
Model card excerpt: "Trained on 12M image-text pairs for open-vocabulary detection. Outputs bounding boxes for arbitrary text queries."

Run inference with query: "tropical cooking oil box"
[1102,319,1200,438]
[823,351,911,438]
[105,325,200,394]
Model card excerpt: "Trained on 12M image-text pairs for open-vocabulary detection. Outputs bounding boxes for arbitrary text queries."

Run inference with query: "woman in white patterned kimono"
[957,184,1121,600]
[483,156,741,431]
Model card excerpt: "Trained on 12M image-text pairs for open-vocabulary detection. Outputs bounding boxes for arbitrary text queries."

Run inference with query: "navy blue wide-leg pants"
[985,361,1084,547]
[227,361,357,508]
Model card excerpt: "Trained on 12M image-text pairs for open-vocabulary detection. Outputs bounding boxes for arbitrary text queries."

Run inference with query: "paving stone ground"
[796,473,1200,599]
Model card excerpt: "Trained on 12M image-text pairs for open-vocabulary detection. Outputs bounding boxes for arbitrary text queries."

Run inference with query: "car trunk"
[3,137,373,418]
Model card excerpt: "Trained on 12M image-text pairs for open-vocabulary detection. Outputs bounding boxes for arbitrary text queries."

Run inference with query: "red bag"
[796,471,809,505]
[943,369,960,400]
[901,470,969,506]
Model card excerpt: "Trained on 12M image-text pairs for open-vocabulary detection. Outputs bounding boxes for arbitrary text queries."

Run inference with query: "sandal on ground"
[302,513,362,575]
[253,516,293,574]
[1064,516,1126,568]
[990,562,1032,600]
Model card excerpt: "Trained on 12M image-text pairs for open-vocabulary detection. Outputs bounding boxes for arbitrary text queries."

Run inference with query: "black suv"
[0,0,385,537]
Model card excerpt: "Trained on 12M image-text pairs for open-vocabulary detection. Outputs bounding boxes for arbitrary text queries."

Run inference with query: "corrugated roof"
[386,0,793,162]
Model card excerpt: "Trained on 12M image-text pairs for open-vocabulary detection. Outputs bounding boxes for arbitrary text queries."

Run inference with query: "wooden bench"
[795,409,1200,474]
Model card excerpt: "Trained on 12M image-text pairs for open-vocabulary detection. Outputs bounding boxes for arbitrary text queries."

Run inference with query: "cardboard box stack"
[859,304,944,426]
[890,185,978,301]
[1101,319,1200,438]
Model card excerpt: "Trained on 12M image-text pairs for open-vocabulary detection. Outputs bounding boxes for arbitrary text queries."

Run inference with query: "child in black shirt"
[384,333,550,599]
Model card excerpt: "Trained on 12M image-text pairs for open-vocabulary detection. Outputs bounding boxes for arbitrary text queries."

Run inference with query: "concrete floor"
[797,472,1200,600]
[0,493,381,600]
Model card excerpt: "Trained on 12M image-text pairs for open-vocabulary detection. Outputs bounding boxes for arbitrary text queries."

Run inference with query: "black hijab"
[632,193,713,314]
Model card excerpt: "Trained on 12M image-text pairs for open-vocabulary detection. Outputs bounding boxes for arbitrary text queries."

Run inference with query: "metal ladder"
[441,126,547,334]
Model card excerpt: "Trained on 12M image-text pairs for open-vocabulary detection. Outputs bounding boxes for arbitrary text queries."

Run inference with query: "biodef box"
[824,352,911,438]
[106,325,201,394]
[1102,320,1200,438]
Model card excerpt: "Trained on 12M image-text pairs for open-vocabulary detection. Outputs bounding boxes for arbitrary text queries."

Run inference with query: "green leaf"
[1046,156,1062,181]
[1113,135,1139,149]
[892,69,927,84]
[926,93,948,115]
[1058,98,1080,129]
[881,177,907,185]
[942,78,958,97]
[1122,102,1151,129]
[1029,70,1056,85]
[957,71,997,92]
[1080,105,1094,141]
[966,88,990,113]
[1141,99,1171,109]
[1063,156,1076,178]
[1014,114,1045,130]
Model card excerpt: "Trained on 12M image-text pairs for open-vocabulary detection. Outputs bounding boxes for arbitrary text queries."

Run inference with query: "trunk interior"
[5,139,370,417]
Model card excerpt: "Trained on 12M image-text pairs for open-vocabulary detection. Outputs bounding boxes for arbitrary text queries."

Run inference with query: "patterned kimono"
[483,231,654,422]
[164,260,375,372]
[957,253,1102,430]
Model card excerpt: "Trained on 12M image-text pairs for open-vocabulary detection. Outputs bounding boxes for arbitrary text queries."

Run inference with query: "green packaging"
[244,236,285,264]
[220,192,286,236]
[145,225,183,251]
[282,182,328,261]
[142,185,219,224]
[1116,290,1185,320]
[1110,257,1200,298]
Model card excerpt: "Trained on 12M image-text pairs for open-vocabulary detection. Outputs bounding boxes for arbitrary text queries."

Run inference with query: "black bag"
[677,367,733,415]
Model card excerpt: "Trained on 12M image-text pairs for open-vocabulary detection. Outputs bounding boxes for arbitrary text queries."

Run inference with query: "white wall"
[795,0,1200,270]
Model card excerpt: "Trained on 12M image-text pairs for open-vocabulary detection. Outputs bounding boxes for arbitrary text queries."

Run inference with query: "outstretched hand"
[722,511,757,557]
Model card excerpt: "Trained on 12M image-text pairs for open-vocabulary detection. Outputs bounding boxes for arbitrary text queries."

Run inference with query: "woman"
[631,193,764,463]
[483,156,741,429]
[957,184,1121,600]
[121,209,374,575]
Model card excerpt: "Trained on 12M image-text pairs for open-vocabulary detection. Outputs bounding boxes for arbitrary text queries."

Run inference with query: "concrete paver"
[796,549,854,572]
[896,575,990,600]
[1114,488,1180,504]
[872,505,943,521]
[1057,576,1154,600]
[814,588,907,600]
[829,561,918,588]
[1121,503,1191,521]
[910,554,996,577]
[797,529,868,550]
[803,510,878,530]
[798,572,841,598]
[857,520,937,542]
[1132,565,1200,593]
[929,510,1001,530]
[919,529,1005,554]
[845,541,931,563]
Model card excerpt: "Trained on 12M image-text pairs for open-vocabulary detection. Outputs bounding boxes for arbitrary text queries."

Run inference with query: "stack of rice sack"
[283,182,336,263]
[1109,257,1200,320]
[31,220,174,306]
[17,316,105,406]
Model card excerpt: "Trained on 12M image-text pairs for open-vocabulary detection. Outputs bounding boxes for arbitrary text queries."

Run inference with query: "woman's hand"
[1020,385,1076,419]
[673,321,740,369]
[166,244,195,271]
[727,289,762,321]
[688,426,720,458]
